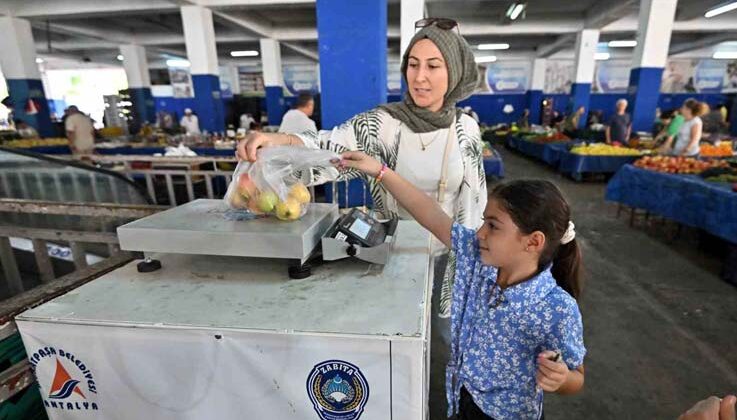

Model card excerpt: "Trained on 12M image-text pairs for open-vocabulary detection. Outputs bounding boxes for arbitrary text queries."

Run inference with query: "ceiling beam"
[281,42,318,61]
[584,0,637,29]
[212,10,274,38]
[7,0,178,19]
[537,34,575,58]
[669,33,737,55]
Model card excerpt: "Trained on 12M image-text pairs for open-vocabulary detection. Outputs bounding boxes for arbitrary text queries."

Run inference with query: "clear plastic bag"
[224,146,340,221]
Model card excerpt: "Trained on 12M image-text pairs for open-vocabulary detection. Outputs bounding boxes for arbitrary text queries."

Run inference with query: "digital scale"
[117,199,398,278]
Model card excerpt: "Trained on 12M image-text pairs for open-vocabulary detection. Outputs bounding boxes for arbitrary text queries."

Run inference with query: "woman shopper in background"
[660,98,705,157]
[237,18,486,318]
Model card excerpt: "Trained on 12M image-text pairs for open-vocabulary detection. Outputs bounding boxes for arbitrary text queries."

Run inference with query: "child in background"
[336,152,586,420]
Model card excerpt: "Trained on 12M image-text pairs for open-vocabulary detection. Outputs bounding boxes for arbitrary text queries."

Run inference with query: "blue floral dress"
[446,223,587,419]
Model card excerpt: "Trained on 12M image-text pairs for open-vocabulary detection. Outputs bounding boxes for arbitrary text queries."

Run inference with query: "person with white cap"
[180,108,201,135]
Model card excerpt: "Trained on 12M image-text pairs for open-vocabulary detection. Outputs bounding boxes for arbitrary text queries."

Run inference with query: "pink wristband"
[376,164,388,183]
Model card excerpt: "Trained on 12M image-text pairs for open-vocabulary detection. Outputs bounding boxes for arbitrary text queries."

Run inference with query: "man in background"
[606,99,632,144]
[65,105,95,157]
[278,92,317,135]
[180,108,201,135]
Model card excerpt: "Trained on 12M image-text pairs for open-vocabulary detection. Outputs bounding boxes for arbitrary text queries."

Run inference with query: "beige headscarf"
[379,23,479,133]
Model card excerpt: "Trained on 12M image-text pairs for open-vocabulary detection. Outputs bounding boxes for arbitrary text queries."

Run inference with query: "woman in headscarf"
[236,18,486,318]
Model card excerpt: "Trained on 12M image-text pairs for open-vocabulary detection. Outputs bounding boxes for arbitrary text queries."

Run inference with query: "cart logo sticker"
[28,346,100,411]
[49,360,85,399]
[306,360,369,420]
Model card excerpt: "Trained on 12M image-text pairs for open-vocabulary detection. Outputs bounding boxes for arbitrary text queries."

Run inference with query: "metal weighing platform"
[16,199,434,420]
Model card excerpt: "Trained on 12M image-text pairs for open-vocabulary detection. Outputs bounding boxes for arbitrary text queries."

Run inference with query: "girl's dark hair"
[490,180,583,299]
[682,98,707,117]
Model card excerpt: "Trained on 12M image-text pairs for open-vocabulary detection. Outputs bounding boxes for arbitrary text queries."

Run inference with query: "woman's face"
[681,105,693,118]
[406,39,449,112]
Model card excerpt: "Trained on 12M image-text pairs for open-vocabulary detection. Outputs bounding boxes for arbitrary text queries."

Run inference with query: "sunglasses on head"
[415,18,459,33]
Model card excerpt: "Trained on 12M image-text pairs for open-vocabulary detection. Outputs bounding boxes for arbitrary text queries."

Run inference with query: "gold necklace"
[418,131,442,151]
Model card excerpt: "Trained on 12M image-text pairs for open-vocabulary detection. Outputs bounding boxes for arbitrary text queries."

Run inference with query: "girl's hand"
[536,351,569,392]
[336,151,383,177]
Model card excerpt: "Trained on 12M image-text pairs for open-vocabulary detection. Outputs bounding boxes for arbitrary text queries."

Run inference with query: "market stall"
[606,162,737,244]
[15,199,434,420]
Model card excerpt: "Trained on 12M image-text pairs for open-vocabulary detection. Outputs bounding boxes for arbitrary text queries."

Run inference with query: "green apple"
[256,191,279,213]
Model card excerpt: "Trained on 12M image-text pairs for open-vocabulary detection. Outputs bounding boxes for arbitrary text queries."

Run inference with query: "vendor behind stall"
[655,109,684,151]
[65,105,95,156]
[606,99,631,144]
[180,108,201,135]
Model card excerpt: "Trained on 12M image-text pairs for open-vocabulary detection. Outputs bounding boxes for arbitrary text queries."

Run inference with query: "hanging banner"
[168,68,194,98]
[594,60,630,93]
[484,61,531,94]
[544,60,574,94]
[724,60,737,93]
[17,321,424,420]
[694,59,727,93]
[283,64,319,95]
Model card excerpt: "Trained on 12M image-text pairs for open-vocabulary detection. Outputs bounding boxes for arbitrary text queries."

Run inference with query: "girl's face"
[680,105,693,119]
[406,39,449,113]
[476,198,540,268]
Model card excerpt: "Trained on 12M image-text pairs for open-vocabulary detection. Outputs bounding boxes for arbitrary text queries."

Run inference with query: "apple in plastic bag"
[288,183,311,204]
[228,191,248,209]
[275,198,302,221]
[237,173,259,201]
[255,190,279,213]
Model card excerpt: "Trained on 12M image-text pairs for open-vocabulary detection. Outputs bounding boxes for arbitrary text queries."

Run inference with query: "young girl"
[337,152,586,420]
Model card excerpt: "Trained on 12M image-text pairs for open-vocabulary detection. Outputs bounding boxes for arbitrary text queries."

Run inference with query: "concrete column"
[316,0,387,129]
[259,38,286,126]
[570,29,599,129]
[400,0,424,58]
[527,58,546,125]
[226,65,241,96]
[628,0,677,132]
[0,17,53,137]
[119,44,155,127]
[181,5,224,132]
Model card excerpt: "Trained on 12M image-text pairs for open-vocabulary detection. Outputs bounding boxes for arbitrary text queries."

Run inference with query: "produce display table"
[16,215,434,419]
[558,152,640,180]
[505,136,571,166]
[483,156,504,178]
[606,164,737,244]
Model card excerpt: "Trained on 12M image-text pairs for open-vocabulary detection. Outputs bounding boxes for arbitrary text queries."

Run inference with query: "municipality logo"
[29,347,100,412]
[49,359,85,400]
[306,360,369,420]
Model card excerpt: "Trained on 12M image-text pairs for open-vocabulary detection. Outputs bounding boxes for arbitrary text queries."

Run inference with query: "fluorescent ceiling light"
[116,54,124,61]
[594,52,610,60]
[35,58,44,64]
[230,50,259,57]
[478,43,510,50]
[475,56,498,63]
[608,40,637,48]
[166,59,190,67]
[705,1,737,18]
[509,3,526,20]
[713,51,737,59]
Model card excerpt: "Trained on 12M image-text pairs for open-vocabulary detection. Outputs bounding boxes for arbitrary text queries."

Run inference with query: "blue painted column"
[260,38,286,126]
[0,17,53,137]
[569,29,599,129]
[317,0,387,128]
[527,58,546,125]
[627,0,677,132]
[180,5,224,132]
[317,0,386,207]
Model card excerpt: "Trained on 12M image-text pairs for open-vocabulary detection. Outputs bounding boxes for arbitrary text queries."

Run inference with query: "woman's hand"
[678,395,736,420]
[536,351,569,392]
[236,132,274,162]
[337,151,384,177]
